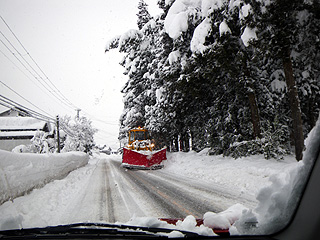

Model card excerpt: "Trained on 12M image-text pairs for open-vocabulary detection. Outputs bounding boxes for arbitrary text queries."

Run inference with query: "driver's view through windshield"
[0,0,319,239]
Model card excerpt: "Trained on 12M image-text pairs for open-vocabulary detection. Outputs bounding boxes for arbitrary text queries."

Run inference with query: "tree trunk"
[283,50,304,161]
[248,90,261,139]
[174,135,179,152]
[243,57,261,139]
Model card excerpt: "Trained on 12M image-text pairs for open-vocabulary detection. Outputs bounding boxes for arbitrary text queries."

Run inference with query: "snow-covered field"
[0,117,319,236]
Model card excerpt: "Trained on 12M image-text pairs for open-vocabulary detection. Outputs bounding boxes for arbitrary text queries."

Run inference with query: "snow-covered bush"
[225,118,290,160]
[60,116,97,154]
[29,131,56,153]
[11,145,29,153]
[11,131,56,154]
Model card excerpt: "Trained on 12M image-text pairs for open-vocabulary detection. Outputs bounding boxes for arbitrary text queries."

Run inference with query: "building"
[0,108,54,151]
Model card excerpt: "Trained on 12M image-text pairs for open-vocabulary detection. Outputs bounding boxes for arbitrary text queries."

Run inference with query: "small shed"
[0,109,53,151]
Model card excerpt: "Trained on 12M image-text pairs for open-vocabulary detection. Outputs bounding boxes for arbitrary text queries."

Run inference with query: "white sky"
[0,0,161,150]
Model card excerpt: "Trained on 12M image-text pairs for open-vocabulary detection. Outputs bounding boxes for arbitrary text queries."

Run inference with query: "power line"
[0,48,46,92]
[82,110,119,126]
[0,15,80,111]
[0,94,77,138]
[0,80,54,118]
[0,38,71,112]
[0,100,53,124]
[0,94,55,123]
[0,15,77,109]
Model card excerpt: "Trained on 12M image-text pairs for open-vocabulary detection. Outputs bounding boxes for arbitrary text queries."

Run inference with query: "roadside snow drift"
[0,150,89,204]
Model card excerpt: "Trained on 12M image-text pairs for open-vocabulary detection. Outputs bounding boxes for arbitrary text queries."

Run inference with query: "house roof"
[0,108,31,117]
[0,131,42,137]
[0,117,49,130]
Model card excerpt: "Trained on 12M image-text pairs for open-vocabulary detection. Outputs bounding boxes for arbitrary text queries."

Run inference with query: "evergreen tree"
[137,0,152,30]
[105,0,319,160]
[249,0,320,160]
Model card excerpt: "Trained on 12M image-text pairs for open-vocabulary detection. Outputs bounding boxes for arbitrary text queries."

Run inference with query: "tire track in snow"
[149,171,258,210]
[123,169,215,219]
[108,160,147,219]
[99,161,115,222]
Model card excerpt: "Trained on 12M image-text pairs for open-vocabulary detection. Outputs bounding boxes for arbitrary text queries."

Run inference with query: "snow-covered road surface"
[0,153,258,230]
[73,155,258,222]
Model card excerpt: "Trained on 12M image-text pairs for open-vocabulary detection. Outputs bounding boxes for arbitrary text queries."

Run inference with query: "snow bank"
[204,203,248,229]
[163,151,297,198]
[232,114,320,235]
[0,150,89,204]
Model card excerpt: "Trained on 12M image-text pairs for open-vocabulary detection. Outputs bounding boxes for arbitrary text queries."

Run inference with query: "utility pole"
[56,115,61,153]
[76,109,81,119]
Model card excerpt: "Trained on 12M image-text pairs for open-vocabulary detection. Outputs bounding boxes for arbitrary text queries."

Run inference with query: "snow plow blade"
[122,147,166,170]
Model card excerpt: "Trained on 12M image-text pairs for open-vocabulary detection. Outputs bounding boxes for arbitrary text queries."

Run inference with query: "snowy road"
[68,155,257,223]
[0,154,257,229]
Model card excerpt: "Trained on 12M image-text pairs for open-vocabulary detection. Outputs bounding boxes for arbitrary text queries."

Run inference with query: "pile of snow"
[219,20,232,36]
[232,115,320,235]
[124,203,248,237]
[163,150,297,198]
[0,150,89,205]
[125,215,215,237]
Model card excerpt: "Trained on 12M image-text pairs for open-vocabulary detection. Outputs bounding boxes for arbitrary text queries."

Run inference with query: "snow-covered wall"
[0,150,89,205]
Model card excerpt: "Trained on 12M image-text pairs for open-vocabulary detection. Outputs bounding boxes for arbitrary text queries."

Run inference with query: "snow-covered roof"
[0,130,39,137]
[0,117,49,130]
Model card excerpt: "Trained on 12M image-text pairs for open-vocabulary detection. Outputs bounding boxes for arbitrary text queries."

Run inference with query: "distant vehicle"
[122,127,166,170]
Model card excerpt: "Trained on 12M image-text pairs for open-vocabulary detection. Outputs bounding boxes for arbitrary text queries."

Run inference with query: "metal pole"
[56,115,60,153]
[76,109,81,119]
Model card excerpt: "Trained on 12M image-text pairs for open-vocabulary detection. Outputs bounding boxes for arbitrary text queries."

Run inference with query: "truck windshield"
[134,131,146,141]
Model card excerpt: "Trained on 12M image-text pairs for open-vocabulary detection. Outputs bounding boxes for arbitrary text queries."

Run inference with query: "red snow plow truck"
[122,127,167,169]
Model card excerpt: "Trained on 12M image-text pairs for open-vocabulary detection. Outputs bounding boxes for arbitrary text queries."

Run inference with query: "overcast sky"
[0,0,160,149]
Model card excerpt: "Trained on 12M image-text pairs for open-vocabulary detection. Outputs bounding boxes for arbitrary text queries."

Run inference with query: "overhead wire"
[0,80,55,118]
[81,109,119,126]
[0,94,55,123]
[0,48,48,95]
[0,38,72,113]
[0,94,78,138]
[0,37,73,112]
[0,15,78,109]
[0,16,118,143]
[0,15,80,112]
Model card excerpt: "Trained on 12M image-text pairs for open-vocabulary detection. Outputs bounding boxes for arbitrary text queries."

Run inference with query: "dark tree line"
[106,0,320,161]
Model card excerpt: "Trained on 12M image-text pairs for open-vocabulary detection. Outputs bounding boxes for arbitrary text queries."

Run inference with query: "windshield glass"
[134,131,146,141]
[0,0,319,238]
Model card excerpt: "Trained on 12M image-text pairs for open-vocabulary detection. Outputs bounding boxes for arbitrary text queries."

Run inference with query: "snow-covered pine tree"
[250,0,318,161]
[293,0,320,136]
[106,5,169,145]
[137,0,152,30]
[105,0,319,159]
